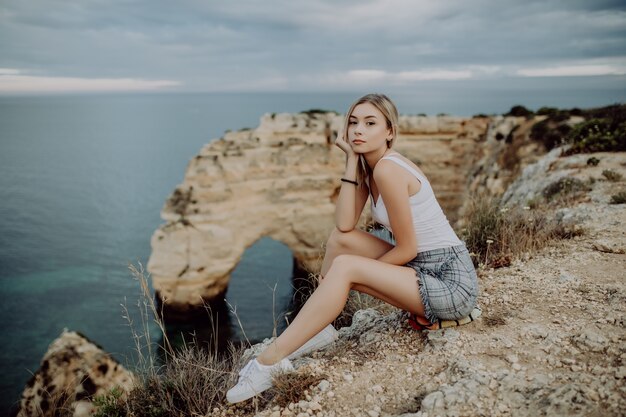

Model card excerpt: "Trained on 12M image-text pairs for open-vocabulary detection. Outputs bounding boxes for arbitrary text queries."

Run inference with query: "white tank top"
[369,154,462,253]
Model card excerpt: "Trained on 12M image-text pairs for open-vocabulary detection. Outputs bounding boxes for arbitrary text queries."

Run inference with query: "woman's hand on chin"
[335,133,356,159]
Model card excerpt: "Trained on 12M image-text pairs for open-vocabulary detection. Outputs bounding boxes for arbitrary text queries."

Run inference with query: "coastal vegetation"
[512,103,626,154]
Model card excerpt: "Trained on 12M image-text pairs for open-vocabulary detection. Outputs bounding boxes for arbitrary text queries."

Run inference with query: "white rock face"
[17,330,135,417]
[147,112,489,315]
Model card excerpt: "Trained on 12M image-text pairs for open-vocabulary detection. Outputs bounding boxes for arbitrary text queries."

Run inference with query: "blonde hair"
[342,93,399,188]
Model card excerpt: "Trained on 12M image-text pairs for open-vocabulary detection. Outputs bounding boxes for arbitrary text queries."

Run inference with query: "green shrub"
[602,169,623,182]
[528,104,626,153]
[587,157,600,166]
[93,387,126,417]
[537,106,559,116]
[530,119,567,149]
[610,192,626,204]
[563,104,626,154]
[542,177,591,202]
[505,105,534,118]
[300,108,337,115]
[565,118,626,154]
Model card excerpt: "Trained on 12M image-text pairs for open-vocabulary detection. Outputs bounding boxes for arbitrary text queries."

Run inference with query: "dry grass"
[462,196,584,268]
[87,263,250,417]
[270,371,327,408]
[125,342,243,417]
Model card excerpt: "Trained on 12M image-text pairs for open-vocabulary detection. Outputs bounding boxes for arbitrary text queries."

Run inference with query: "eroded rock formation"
[17,330,134,417]
[147,112,491,316]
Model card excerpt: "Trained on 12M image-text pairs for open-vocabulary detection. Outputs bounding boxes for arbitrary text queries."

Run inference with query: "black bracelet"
[341,178,358,186]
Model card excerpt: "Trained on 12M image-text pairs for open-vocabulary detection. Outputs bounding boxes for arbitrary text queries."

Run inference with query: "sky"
[0,0,625,97]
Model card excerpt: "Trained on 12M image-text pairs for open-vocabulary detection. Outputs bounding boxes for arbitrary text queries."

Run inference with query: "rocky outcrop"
[464,115,586,203]
[17,330,135,417]
[147,112,489,316]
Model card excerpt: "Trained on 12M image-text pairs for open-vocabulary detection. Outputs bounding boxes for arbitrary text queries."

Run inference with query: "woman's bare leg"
[320,227,401,305]
[320,227,393,277]
[256,254,426,365]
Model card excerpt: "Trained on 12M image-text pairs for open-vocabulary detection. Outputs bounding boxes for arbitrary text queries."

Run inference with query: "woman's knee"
[326,254,358,283]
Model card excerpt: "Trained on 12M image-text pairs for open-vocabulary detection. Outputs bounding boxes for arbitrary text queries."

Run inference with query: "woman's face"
[347,102,391,154]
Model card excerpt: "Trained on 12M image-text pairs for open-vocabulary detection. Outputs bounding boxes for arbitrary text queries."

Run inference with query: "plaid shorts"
[406,244,479,323]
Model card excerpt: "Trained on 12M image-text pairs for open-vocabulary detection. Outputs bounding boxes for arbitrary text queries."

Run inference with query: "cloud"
[0,69,180,93]
[0,0,625,93]
[517,57,626,77]
[344,69,473,83]
[518,65,626,77]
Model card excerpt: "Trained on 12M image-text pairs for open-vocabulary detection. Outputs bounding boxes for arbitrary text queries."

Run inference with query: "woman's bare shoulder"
[387,152,428,178]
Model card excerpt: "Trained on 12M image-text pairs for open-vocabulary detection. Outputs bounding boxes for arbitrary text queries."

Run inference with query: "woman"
[226,93,479,404]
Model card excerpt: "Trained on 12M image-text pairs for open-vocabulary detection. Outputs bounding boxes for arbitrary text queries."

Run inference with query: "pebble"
[343,372,353,382]
[367,411,379,417]
[309,402,322,411]
[317,380,330,392]
[489,379,499,390]
[506,354,519,364]
[370,384,384,394]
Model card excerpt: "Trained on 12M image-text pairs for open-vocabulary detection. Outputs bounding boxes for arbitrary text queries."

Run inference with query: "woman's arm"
[373,160,418,265]
[334,155,369,231]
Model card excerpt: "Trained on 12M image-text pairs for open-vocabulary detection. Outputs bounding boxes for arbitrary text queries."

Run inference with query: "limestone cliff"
[146,112,490,316]
[16,330,135,417]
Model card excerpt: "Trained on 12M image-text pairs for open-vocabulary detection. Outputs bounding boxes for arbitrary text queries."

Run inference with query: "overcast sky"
[0,0,625,96]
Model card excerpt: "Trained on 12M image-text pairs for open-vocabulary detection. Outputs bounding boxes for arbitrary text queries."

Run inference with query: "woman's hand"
[335,132,356,159]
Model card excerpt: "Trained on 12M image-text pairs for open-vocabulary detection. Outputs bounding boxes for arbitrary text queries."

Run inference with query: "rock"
[525,324,549,339]
[558,271,579,283]
[16,330,135,417]
[370,384,384,394]
[309,401,322,411]
[421,391,445,411]
[572,328,609,352]
[501,147,565,206]
[426,328,460,348]
[506,354,519,364]
[340,308,383,340]
[317,379,330,392]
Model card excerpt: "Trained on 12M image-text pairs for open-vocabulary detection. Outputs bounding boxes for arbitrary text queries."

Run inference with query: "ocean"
[1,85,624,411]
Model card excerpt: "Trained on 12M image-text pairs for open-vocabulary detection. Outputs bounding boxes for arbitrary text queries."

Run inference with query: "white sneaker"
[287,324,339,360]
[226,358,294,404]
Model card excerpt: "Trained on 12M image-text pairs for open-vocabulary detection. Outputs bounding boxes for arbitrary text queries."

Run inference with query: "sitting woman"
[227,93,479,404]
